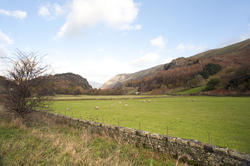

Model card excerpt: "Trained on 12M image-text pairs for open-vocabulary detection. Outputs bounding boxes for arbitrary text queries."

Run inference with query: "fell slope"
[102,39,250,94]
[0,73,92,95]
[101,65,163,89]
[43,72,92,95]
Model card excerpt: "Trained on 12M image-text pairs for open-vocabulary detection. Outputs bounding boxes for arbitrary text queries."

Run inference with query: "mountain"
[102,39,250,95]
[0,72,92,95]
[89,81,103,89]
[53,73,92,89]
[47,73,92,95]
[101,65,164,89]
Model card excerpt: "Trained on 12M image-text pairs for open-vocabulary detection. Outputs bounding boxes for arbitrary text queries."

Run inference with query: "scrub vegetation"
[0,106,179,166]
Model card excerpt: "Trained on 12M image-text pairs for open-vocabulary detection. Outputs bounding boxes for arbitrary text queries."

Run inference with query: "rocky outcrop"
[164,57,200,70]
[53,73,92,89]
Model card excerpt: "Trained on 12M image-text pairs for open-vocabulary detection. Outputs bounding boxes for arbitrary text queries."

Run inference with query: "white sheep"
[95,106,99,110]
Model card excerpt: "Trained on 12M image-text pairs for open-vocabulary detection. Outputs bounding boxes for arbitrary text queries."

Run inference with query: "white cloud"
[126,24,142,30]
[38,6,50,17]
[131,52,160,67]
[57,0,140,38]
[0,29,13,61]
[150,36,166,48]
[12,10,27,19]
[0,29,13,45]
[49,56,132,83]
[0,9,27,19]
[38,3,66,19]
[0,44,9,57]
[54,3,65,16]
[48,49,161,83]
[176,43,206,52]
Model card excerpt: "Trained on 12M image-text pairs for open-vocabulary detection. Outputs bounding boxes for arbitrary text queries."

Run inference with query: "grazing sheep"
[95,106,99,110]
[124,104,128,106]
[66,107,70,111]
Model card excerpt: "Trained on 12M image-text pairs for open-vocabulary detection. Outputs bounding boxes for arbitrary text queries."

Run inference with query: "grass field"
[175,87,205,95]
[0,106,178,166]
[52,94,168,100]
[51,96,250,154]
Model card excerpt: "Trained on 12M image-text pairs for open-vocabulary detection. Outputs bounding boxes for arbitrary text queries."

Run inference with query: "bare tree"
[4,50,50,118]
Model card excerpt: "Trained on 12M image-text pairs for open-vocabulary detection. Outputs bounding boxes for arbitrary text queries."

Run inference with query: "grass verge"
[0,106,180,166]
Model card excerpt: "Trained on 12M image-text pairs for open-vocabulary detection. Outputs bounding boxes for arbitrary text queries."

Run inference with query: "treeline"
[121,62,250,94]
[33,78,126,95]
[0,76,126,96]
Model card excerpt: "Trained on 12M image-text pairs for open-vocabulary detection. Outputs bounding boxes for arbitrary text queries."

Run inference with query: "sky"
[0,0,250,84]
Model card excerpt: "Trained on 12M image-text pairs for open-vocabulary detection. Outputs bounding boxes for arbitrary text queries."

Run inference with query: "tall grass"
[0,106,181,166]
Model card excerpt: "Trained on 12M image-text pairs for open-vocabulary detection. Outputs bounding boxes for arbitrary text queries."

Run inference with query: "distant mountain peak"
[89,81,103,89]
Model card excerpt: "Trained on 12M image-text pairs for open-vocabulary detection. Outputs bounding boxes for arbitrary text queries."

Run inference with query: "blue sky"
[0,0,250,84]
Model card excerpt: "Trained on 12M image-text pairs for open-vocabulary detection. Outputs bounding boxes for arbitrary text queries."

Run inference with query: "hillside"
[40,73,92,95]
[102,39,250,95]
[0,73,92,95]
[101,65,164,89]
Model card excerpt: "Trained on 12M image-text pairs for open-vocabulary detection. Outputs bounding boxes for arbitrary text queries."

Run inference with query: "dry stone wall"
[36,111,250,166]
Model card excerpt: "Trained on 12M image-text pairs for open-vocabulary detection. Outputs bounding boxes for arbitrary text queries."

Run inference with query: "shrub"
[74,89,82,95]
[199,63,222,79]
[4,50,50,118]
[225,65,250,91]
[204,78,220,91]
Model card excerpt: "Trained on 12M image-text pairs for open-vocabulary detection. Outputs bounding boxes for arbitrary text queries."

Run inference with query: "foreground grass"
[52,96,250,154]
[0,107,178,166]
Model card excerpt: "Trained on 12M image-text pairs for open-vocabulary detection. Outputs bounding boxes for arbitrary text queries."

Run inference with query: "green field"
[52,94,168,100]
[175,87,205,95]
[51,96,250,154]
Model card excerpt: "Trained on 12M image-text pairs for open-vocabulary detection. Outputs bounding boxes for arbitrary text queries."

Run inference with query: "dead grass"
[0,107,180,166]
